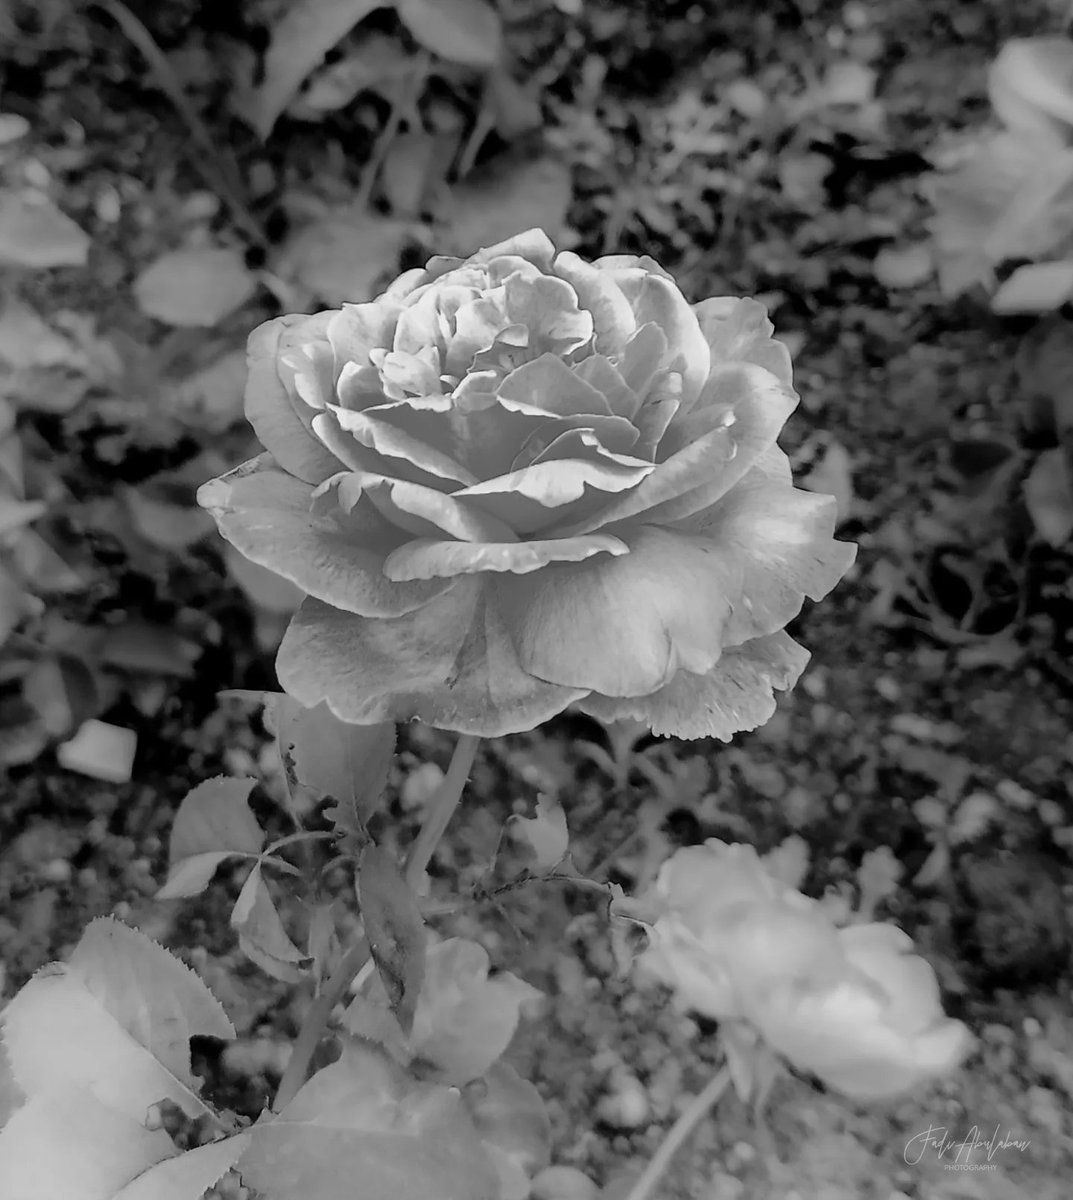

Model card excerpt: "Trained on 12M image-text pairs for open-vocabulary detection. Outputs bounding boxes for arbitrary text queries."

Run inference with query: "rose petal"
[198,455,449,617]
[578,630,810,740]
[446,291,512,377]
[383,532,628,580]
[456,452,653,535]
[551,251,637,356]
[497,525,743,696]
[371,346,443,399]
[276,585,585,736]
[570,355,640,421]
[381,268,430,301]
[554,363,795,538]
[327,302,403,376]
[638,919,742,1020]
[838,926,943,1035]
[244,316,341,484]
[753,978,972,1100]
[470,229,557,269]
[616,323,668,401]
[324,404,479,486]
[336,473,518,543]
[511,413,640,470]
[692,297,793,386]
[632,371,682,457]
[593,266,710,406]
[502,273,594,356]
[661,359,797,458]
[677,472,858,643]
[496,354,614,418]
[594,253,677,281]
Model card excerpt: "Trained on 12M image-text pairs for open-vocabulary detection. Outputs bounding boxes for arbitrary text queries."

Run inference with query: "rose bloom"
[989,37,1073,147]
[639,841,972,1100]
[199,230,855,737]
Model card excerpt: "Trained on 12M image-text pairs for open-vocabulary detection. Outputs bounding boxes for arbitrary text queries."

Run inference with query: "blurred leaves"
[0,193,90,268]
[276,208,410,305]
[233,0,385,137]
[133,247,256,327]
[1023,448,1073,546]
[396,0,502,69]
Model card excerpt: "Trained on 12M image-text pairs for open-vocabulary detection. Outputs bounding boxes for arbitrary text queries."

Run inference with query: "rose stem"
[273,733,481,1111]
[622,1065,732,1200]
[404,733,481,891]
[273,936,370,1112]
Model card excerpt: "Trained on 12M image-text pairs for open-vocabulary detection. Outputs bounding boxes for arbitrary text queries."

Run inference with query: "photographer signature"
[904,1124,1031,1166]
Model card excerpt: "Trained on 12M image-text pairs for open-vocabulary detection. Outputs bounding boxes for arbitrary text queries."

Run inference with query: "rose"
[751,923,973,1100]
[989,37,1073,147]
[639,841,972,1100]
[198,229,855,737]
[638,841,846,1022]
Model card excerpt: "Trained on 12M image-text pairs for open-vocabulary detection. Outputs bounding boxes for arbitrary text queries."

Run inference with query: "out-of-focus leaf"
[913,841,950,888]
[157,776,264,900]
[508,796,568,873]
[380,131,438,216]
[123,488,214,550]
[408,939,542,1086]
[0,194,90,268]
[462,1061,551,1180]
[56,719,137,784]
[233,0,386,137]
[873,243,933,290]
[231,864,311,982]
[0,497,45,538]
[445,155,572,255]
[948,439,1017,483]
[1024,447,1073,545]
[855,846,902,921]
[236,1040,499,1200]
[172,350,248,432]
[133,247,255,328]
[949,792,1000,845]
[294,32,413,115]
[0,115,29,145]
[992,260,1073,313]
[530,1166,598,1200]
[276,209,408,304]
[357,844,426,1035]
[0,563,25,645]
[487,69,543,138]
[22,654,98,739]
[396,0,502,68]
[90,619,200,677]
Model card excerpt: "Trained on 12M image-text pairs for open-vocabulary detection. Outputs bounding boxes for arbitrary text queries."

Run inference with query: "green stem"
[273,936,369,1112]
[404,733,480,892]
[622,1065,731,1200]
[274,734,479,1111]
